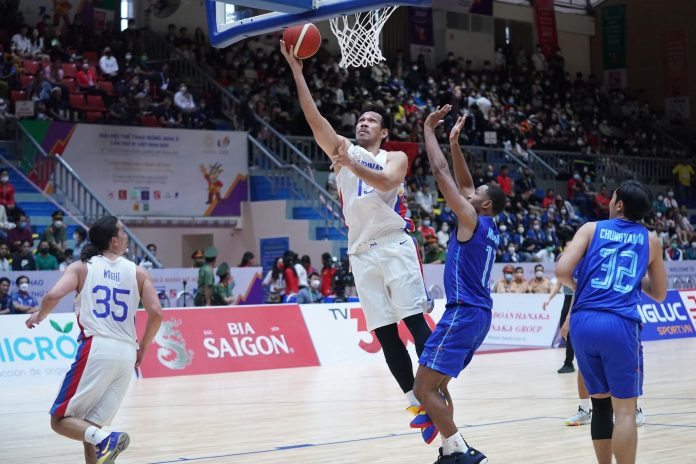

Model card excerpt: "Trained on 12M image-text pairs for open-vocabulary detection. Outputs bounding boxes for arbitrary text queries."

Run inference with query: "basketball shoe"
[564,406,592,426]
[96,431,130,464]
[635,408,645,427]
[434,444,488,464]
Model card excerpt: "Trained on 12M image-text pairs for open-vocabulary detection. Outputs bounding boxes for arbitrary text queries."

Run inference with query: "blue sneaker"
[434,441,488,464]
[95,431,130,464]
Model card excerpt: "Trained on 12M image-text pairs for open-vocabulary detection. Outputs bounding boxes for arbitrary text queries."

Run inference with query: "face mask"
[499,225,507,232]
[18,221,26,228]
[73,234,80,241]
[310,279,321,289]
[19,283,29,292]
[656,212,663,218]
[54,220,63,227]
[560,209,567,214]
[535,271,544,279]
[691,243,696,248]
[423,220,431,227]
[504,274,513,282]
[671,243,678,250]
[533,225,540,231]
[126,53,132,60]
[443,206,451,213]
[441,225,449,232]
[517,228,524,234]
[657,196,663,201]
[668,192,674,197]
[487,171,494,176]
[180,87,187,93]
[548,208,555,214]
[507,247,515,254]
[573,174,580,180]
[585,178,591,184]
[0,176,8,182]
[39,247,49,254]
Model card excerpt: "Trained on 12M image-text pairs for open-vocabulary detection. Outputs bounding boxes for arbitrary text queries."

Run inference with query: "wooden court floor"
[2,338,694,463]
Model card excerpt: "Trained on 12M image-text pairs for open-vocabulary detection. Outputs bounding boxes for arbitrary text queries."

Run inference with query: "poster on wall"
[602,4,626,89]
[21,122,248,217]
[533,0,559,58]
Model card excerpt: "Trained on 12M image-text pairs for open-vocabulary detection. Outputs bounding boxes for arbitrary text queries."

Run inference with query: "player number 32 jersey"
[74,256,141,345]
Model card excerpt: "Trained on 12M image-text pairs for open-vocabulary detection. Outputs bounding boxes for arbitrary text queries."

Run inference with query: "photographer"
[332,256,356,302]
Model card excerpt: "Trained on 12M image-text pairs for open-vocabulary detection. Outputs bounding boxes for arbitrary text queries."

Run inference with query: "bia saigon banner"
[21,121,248,217]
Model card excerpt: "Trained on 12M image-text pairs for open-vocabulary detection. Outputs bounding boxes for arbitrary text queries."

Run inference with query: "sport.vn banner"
[21,121,248,217]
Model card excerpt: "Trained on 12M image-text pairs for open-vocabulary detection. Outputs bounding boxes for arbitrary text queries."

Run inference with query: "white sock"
[84,426,110,445]
[580,398,591,412]
[443,431,467,456]
[405,390,419,407]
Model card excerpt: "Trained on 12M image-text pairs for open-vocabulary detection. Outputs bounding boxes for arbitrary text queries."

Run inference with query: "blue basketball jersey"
[444,216,499,310]
[573,219,649,322]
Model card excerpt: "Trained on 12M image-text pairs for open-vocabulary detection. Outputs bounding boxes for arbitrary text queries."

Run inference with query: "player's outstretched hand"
[424,105,452,129]
[449,114,467,144]
[279,40,303,73]
[25,311,46,329]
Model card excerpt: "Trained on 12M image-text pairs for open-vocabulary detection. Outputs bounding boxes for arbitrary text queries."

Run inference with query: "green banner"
[602,4,626,69]
[18,120,50,173]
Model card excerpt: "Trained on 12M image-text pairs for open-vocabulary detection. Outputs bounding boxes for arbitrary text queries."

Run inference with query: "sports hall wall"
[591,0,696,124]
[141,1,593,77]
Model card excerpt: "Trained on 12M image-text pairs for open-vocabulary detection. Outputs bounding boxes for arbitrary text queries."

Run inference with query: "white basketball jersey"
[336,143,412,254]
[74,256,140,345]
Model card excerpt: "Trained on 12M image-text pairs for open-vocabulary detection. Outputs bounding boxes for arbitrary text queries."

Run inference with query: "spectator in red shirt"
[0,169,16,216]
[566,171,581,199]
[594,184,611,219]
[542,189,556,208]
[496,165,514,196]
[283,251,299,296]
[76,60,98,92]
[320,252,337,297]
[419,215,437,242]
[301,254,315,274]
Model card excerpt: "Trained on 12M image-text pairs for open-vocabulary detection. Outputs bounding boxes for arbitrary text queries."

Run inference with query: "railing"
[248,135,346,239]
[15,124,162,267]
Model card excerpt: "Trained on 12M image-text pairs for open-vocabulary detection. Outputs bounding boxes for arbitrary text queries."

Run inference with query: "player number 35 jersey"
[336,144,413,254]
[74,256,141,345]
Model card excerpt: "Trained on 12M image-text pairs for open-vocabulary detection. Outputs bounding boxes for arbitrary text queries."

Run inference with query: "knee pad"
[591,397,614,440]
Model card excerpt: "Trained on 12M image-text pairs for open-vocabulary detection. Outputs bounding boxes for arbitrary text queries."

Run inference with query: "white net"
[329,6,399,68]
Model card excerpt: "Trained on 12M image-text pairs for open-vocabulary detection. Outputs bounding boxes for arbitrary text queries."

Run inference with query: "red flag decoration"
[534,0,559,58]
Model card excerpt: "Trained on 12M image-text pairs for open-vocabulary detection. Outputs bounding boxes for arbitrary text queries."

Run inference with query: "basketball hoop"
[329,6,398,68]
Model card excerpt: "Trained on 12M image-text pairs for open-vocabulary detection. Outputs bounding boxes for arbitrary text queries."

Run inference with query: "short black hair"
[514,267,524,273]
[309,272,320,279]
[615,180,651,221]
[534,264,544,271]
[16,275,29,286]
[361,105,391,131]
[0,277,10,286]
[486,184,506,215]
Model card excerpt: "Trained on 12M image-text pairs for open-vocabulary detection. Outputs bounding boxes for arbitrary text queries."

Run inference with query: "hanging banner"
[602,4,626,69]
[663,31,689,97]
[409,6,435,69]
[534,0,559,58]
[21,122,248,217]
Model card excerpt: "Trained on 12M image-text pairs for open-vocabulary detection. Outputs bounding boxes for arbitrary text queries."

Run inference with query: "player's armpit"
[556,222,594,288]
[643,234,667,302]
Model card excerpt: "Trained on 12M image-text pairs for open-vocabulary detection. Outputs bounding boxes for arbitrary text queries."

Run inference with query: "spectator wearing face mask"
[174,82,197,126]
[526,219,546,251]
[497,223,511,247]
[541,205,559,226]
[72,228,87,257]
[663,189,679,209]
[501,244,521,263]
[496,201,516,229]
[436,204,456,228]
[665,241,683,261]
[11,240,36,271]
[35,240,59,270]
[59,248,74,271]
[0,169,16,215]
[0,277,11,314]
[437,222,451,248]
[98,47,119,80]
[494,265,515,292]
[414,184,435,214]
[529,264,551,293]
[535,244,556,263]
[685,241,696,260]
[0,243,10,271]
[11,275,39,314]
[139,243,158,269]
[509,267,529,293]
[594,184,611,219]
[43,211,68,258]
[653,193,668,215]
[76,60,98,92]
[7,215,32,252]
[419,216,437,242]
[297,272,323,303]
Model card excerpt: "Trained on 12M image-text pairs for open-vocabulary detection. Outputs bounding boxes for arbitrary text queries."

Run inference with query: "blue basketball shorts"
[419,305,492,378]
[570,310,643,399]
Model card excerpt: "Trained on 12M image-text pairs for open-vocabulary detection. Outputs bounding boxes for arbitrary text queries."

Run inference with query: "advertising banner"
[638,290,696,341]
[1,267,263,313]
[135,305,319,378]
[534,0,559,58]
[0,314,81,386]
[21,122,248,217]
[663,31,689,98]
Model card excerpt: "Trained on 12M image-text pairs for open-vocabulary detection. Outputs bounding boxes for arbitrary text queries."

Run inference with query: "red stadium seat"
[22,60,40,75]
[63,79,77,94]
[83,51,98,65]
[62,63,78,79]
[97,80,114,95]
[10,90,26,102]
[141,114,160,127]
[69,94,86,111]
[19,74,34,90]
[85,111,103,123]
[85,95,106,111]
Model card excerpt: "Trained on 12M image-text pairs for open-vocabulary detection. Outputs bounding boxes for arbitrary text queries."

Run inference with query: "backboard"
[205,0,432,49]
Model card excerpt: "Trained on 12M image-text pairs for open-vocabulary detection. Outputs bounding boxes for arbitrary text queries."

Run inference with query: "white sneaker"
[636,408,645,427]
[565,406,592,426]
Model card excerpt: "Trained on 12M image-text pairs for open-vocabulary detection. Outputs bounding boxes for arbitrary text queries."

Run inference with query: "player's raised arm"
[423,106,477,233]
[135,266,163,367]
[26,261,82,328]
[449,115,475,198]
[556,222,595,290]
[280,40,345,160]
[642,234,667,302]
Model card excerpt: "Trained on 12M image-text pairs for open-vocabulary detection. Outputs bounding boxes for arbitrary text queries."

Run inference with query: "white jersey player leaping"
[281,41,435,439]
[26,216,163,464]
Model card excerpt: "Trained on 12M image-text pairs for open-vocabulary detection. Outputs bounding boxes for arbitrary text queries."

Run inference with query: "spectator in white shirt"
[414,184,435,215]
[98,47,119,79]
[11,26,32,57]
[531,44,546,73]
[174,83,196,113]
[29,29,45,58]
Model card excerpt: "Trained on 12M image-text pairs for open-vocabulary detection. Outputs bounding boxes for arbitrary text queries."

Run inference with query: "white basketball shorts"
[350,230,428,331]
[50,335,136,426]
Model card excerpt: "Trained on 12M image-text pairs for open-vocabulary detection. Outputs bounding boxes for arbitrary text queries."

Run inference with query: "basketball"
[282,23,321,59]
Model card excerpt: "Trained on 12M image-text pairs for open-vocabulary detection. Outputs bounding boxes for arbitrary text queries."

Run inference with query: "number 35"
[92,285,131,321]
